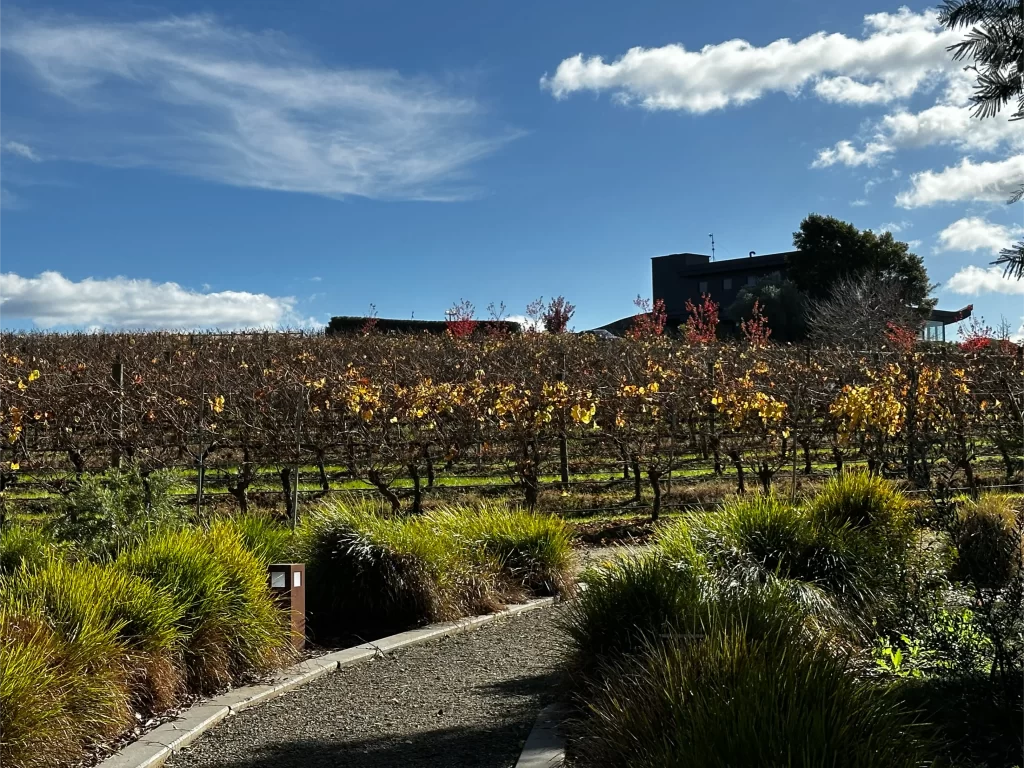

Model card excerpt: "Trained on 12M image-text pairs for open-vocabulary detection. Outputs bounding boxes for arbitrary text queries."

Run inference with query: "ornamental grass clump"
[0,561,134,749]
[560,554,702,678]
[574,623,935,768]
[3,556,185,714]
[0,523,54,575]
[810,472,915,564]
[300,499,484,642]
[117,525,289,694]
[0,610,82,768]
[227,511,297,565]
[951,494,1022,590]
[431,503,575,597]
[659,495,869,631]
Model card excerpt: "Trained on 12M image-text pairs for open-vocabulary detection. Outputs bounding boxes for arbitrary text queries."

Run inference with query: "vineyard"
[2,329,1022,520]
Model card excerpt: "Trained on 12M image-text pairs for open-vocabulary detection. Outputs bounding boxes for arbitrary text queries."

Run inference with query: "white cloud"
[812,139,890,168]
[850,199,869,207]
[946,265,1024,295]
[0,271,300,329]
[896,155,1024,207]
[3,141,41,161]
[541,9,954,112]
[879,220,910,233]
[812,97,1022,168]
[2,14,516,201]
[937,216,1024,255]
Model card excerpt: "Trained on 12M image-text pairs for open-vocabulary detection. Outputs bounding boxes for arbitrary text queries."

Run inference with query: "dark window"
[699,281,708,294]
[723,277,732,290]
[747,275,757,286]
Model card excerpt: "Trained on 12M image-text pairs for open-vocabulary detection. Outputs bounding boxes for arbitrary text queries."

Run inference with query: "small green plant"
[50,465,187,560]
[873,634,927,678]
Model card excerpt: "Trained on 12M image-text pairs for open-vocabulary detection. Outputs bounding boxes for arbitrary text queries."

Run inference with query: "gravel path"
[168,606,565,768]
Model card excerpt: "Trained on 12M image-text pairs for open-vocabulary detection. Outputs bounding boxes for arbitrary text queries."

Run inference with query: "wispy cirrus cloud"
[540,9,954,112]
[0,271,305,329]
[1,14,517,201]
[3,141,41,161]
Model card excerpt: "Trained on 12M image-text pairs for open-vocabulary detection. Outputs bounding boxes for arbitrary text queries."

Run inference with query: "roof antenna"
[708,233,715,261]
[749,250,756,258]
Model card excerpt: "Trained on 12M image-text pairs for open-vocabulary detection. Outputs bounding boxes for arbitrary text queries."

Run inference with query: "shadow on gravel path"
[184,721,536,768]
[168,607,565,768]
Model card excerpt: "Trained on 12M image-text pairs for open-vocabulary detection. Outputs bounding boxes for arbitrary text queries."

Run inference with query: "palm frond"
[993,241,1024,281]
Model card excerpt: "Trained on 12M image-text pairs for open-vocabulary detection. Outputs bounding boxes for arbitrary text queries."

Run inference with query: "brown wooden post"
[268,563,306,649]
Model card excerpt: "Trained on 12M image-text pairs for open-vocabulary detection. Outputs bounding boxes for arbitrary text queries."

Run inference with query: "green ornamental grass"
[951,493,1022,590]
[0,610,80,768]
[0,524,54,576]
[117,525,288,694]
[299,500,474,641]
[227,511,297,565]
[431,503,575,597]
[575,625,934,768]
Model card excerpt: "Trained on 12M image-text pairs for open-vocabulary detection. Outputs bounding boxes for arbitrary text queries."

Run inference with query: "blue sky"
[1,0,1021,334]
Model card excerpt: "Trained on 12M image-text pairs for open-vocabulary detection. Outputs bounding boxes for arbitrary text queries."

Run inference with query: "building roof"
[927,305,973,325]
[653,251,793,276]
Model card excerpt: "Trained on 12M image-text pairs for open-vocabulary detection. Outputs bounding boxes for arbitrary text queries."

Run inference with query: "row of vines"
[2,329,1022,518]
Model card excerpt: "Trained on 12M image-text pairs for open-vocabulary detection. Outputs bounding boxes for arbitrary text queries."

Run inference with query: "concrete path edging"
[515,703,568,768]
[98,597,556,768]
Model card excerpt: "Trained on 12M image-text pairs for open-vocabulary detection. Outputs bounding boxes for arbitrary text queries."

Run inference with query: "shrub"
[207,522,292,676]
[574,626,935,768]
[561,555,700,677]
[299,500,481,642]
[49,466,187,560]
[661,495,870,627]
[0,569,133,755]
[559,554,812,681]
[226,511,297,565]
[0,610,80,768]
[117,526,287,693]
[0,524,54,576]
[2,557,185,712]
[810,472,915,562]
[431,503,575,597]
[951,494,1021,590]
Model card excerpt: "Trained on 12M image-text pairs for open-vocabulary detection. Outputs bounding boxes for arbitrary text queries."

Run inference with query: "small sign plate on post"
[267,563,306,649]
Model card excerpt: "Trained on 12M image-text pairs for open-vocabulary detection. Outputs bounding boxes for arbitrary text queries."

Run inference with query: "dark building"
[652,250,792,319]
[644,249,971,339]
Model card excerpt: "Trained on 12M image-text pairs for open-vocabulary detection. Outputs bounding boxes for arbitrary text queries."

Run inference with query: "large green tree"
[939,0,1024,280]
[789,214,935,309]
